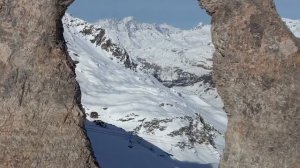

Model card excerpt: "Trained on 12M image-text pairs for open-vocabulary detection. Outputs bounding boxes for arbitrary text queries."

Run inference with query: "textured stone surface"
[199,0,300,167]
[0,0,98,167]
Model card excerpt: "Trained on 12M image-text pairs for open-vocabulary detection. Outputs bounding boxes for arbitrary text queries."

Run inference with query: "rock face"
[0,0,98,167]
[199,0,300,167]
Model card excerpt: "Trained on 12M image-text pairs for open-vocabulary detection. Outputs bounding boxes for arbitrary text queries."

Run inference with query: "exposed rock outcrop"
[0,0,98,167]
[199,0,300,167]
[82,26,137,70]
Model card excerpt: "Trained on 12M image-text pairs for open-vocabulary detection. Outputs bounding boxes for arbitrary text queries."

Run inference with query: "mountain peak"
[122,16,135,23]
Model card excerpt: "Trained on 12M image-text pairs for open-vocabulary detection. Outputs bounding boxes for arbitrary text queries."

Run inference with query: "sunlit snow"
[63,14,300,168]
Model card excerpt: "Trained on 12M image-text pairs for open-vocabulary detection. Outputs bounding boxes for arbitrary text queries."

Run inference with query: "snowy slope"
[63,13,300,168]
[284,18,300,37]
[65,14,223,110]
[94,17,222,107]
[63,14,226,168]
[94,17,213,76]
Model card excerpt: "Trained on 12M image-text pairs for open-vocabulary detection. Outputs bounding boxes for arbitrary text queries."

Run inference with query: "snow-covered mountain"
[284,18,300,37]
[66,14,222,107]
[62,14,300,168]
[97,17,225,107]
[63,14,225,168]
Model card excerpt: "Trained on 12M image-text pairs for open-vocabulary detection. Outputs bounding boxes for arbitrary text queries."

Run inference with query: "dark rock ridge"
[0,0,98,167]
[157,71,213,88]
[199,0,300,167]
[136,57,214,88]
[130,114,221,150]
[80,25,137,70]
[167,114,219,149]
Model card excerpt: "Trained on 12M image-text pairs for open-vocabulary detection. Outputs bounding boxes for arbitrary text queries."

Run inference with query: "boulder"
[0,0,98,167]
[199,0,300,167]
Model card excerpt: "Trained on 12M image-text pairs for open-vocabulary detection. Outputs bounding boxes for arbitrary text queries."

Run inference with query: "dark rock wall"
[0,0,98,167]
[199,0,300,167]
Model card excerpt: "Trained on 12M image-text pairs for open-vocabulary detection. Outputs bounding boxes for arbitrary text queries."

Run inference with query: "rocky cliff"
[0,0,98,167]
[199,0,300,167]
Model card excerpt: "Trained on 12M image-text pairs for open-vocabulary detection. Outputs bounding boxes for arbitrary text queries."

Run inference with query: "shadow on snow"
[85,120,216,168]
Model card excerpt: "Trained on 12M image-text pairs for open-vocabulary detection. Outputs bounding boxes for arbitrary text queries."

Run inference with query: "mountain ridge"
[63,13,300,168]
[63,13,226,168]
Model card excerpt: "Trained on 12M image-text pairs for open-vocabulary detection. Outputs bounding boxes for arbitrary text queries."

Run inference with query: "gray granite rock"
[0,0,99,167]
[199,0,300,167]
